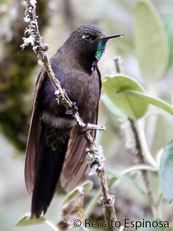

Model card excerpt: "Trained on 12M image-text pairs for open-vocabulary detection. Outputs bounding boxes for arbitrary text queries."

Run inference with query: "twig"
[134,120,157,168]
[129,119,154,201]
[114,56,124,74]
[22,0,117,230]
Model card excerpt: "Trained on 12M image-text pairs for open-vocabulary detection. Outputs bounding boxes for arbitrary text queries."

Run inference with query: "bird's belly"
[41,110,76,128]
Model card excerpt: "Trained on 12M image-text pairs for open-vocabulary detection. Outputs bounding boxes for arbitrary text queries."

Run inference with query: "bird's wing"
[60,67,102,192]
[60,111,98,192]
[25,69,46,193]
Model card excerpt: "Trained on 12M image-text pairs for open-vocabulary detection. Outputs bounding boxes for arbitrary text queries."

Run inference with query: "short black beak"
[100,33,124,40]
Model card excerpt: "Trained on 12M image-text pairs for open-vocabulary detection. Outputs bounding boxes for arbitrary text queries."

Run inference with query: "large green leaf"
[135,0,169,82]
[102,75,149,120]
[118,90,173,114]
[159,141,173,203]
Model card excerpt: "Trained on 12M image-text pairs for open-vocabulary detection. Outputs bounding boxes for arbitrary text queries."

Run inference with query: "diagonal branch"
[22,0,118,230]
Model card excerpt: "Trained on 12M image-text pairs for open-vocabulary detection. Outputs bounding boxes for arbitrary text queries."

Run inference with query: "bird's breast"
[39,63,100,121]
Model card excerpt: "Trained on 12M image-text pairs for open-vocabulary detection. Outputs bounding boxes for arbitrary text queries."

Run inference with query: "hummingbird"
[25,25,123,218]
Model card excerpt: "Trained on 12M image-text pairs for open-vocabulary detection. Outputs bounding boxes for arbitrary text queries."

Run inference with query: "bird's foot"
[65,102,78,115]
[77,125,90,136]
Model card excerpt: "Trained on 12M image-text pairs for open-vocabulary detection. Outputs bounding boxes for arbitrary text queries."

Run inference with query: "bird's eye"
[82,34,96,41]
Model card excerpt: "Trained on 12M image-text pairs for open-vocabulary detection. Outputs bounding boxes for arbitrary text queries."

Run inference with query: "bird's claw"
[65,102,78,115]
[77,129,90,137]
[77,123,91,136]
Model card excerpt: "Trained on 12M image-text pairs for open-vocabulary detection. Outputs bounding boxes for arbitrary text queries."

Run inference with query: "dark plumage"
[25,25,123,218]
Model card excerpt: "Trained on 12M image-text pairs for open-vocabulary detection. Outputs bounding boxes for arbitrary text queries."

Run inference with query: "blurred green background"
[0,0,173,230]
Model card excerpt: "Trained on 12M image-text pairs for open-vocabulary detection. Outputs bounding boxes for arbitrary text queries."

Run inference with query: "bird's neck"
[58,44,97,74]
[77,51,96,74]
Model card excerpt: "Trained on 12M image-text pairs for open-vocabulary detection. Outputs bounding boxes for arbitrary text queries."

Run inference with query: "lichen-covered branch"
[22,0,117,230]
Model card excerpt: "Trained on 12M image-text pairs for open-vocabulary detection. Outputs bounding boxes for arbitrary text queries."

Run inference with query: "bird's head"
[64,25,124,72]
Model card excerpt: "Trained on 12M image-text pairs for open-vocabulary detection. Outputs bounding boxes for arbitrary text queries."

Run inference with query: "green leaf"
[106,169,152,204]
[165,16,173,68]
[119,90,173,114]
[136,218,168,231]
[159,141,173,203]
[102,75,149,120]
[101,94,127,119]
[62,188,81,206]
[135,0,169,82]
[81,181,93,193]
[62,181,93,205]
[16,215,46,226]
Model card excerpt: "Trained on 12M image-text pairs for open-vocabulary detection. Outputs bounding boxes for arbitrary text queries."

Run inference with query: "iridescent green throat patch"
[91,40,107,72]
[95,40,107,60]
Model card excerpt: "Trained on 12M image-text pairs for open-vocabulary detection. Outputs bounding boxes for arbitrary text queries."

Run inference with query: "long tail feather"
[31,125,68,218]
